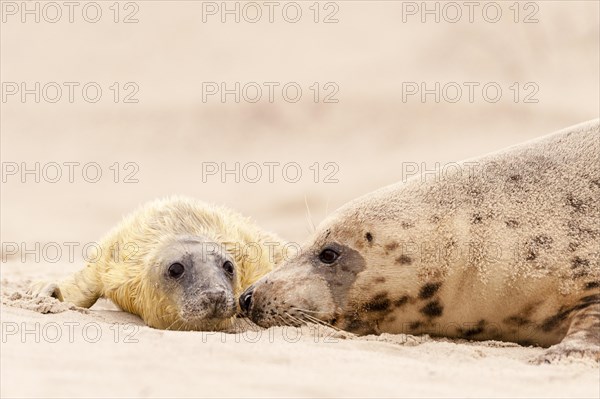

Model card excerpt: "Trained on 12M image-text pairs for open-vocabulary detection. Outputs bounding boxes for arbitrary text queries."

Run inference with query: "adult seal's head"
[239,207,380,332]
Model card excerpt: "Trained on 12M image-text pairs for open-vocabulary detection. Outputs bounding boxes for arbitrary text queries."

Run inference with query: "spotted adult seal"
[241,120,599,362]
[29,197,287,330]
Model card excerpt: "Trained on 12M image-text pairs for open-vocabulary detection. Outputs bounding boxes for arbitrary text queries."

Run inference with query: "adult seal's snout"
[239,287,254,314]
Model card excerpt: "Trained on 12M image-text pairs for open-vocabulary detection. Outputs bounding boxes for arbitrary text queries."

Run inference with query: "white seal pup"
[29,197,286,330]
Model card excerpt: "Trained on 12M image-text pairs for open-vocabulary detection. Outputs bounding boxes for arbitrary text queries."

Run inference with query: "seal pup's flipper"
[28,265,101,308]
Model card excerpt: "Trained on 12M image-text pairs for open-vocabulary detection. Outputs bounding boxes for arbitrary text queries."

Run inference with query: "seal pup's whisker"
[165,318,182,331]
[236,316,256,332]
[157,309,179,321]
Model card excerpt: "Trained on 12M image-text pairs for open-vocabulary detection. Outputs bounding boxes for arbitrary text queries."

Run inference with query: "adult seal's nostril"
[239,288,254,314]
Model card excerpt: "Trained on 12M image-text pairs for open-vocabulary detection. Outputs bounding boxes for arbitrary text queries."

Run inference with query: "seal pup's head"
[116,234,241,331]
[97,196,288,331]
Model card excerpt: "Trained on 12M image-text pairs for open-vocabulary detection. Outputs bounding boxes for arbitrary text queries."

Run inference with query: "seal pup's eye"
[168,263,185,279]
[319,248,339,264]
[223,261,235,276]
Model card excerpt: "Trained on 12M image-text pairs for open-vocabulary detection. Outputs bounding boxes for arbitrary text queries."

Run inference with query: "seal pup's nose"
[205,290,226,308]
[239,287,254,314]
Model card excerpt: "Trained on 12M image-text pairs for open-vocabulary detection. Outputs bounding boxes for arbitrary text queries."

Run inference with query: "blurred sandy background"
[1,1,599,398]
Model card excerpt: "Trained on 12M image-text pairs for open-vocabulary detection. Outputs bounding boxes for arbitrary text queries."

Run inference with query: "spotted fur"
[244,120,600,362]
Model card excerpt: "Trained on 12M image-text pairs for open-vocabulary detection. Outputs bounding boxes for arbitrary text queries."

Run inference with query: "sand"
[1,1,599,397]
[1,285,599,398]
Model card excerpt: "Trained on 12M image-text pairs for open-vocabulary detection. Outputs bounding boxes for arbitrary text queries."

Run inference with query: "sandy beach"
[1,1,599,397]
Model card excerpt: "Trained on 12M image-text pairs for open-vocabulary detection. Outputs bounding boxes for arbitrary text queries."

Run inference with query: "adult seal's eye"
[223,261,235,276]
[319,248,339,264]
[168,263,185,279]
